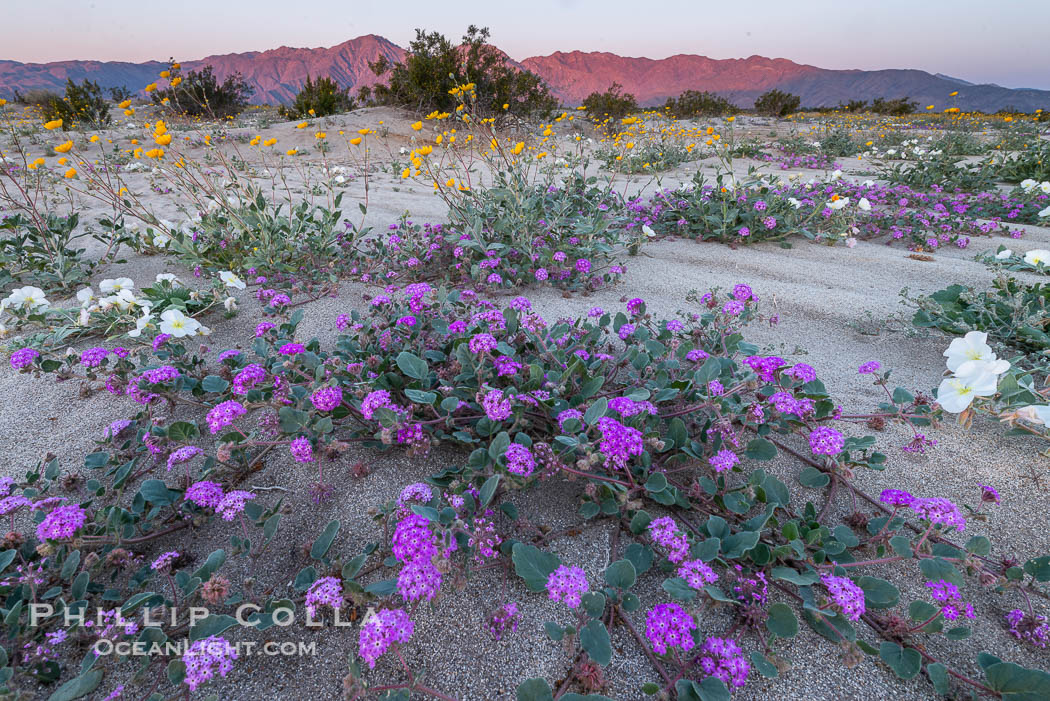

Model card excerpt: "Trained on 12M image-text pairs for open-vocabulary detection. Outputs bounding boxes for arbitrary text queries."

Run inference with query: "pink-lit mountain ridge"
[2,35,1047,112]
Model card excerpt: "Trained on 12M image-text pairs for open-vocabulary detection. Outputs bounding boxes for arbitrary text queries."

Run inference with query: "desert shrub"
[108,85,133,102]
[582,82,638,128]
[20,79,111,127]
[153,65,254,117]
[753,89,800,117]
[278,75,355,120]
[870,97,919,115]
[368,26,556,120]
[663,90,736,118]
[838,99,869,112]
[728,137,765,158]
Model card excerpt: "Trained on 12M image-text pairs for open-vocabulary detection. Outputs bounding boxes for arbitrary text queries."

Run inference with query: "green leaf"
[61,550,81,580]
[310,520,340,561]
[189,614,238,642]
[644,473,668,493]
[927,662,949,695]
[511,543,559,592]
[766,603,798,638]
[581,592,606,619]
[201,375,229,393]
[580,620,612,666]
[662,577,697,602]
[919,557,963,587]
[879,642,922,679]
[479,475,500,507]
[404,389,437,404]
[744,438,777,461]
[798,467,829,488]
[771,566,819,586]
[803,609,856,643]
[965,536,991,557]
[395,351,428,380]
[167,421,200,442]
[889,535,913,557]
[47,669,103,701]
[293,566,317,591]
[1023,556,1050,582]
[342,554,368,581]
[751,652,779,678]
[624,543,653,575]
[604,559,636,589]
[138,479,178,506]
[857,576,900,609]
[984,661,1050,700]
[583,397,608,426]
[516,678,554,701]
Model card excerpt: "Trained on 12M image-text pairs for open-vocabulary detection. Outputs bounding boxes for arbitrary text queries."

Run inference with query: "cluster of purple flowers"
[186,481,225,508]
[361,389,399,420]
[305,576,344,618]
[232,364,266,395]
[698,636,751,688]
[481,388,512,422]
[645,603,696,655]
[310,385,343,411]
[36,504,86,541]
[9,347,40,369]
[79,347,109,368]
[391,514,442,603]
[821,574,866,621]
[359,608,414,669]
[1005,609,1049,648]
[678,559,718,589]
[139,365,180,384]
[546,565,589,609]
[808,426,845,456]
[182,636,238,692]
[205,400,247,434]
[648,517,689,563]
[596,416,643,470]
[708,448,739,473]
[486,602,520,641]
[150,551,179,571]
[504,443,535,477]
[215,490,255,521]
[927,579,976,622]
[881,490,968,531]
[167,446,202,472]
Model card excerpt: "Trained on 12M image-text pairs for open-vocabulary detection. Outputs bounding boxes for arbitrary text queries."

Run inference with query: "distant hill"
[2,36,1047,112]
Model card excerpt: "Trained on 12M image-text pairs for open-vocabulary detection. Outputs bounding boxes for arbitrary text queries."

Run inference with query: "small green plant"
[23,79,111,127]
[820,128,859,157]
[870,97,919,115]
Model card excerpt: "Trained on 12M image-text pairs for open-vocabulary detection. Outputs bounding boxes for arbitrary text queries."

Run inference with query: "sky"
[4,0,1049,89]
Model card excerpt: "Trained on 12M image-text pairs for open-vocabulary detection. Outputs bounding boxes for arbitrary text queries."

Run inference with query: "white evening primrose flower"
[159,309,202,337]
[829,197,850,210]
[155,273,179,284]
[219,271,246,290]
[99,277,134,294]
[642,224,656,238]
[943,330,1011,376]
[76,287,95,307]
[1040,205,1050,218]
[77,308,91,326]
[223,296,238,312]
[128,310,152,338]
[936,367,999,413]
[1041,181,1050,194]
[3,286,50,312]
[857,197,871,211]
[830,169,843,181]
[787,197,802,209]
[995,249,1013,260]
[1023,249,1049,267]
[1019,179,1037,192]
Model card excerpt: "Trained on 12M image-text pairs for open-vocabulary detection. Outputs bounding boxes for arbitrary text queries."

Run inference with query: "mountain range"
[2,34,1047,112]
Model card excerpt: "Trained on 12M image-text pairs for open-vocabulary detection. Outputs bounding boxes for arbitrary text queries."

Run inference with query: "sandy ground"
[1,108,1049,700]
